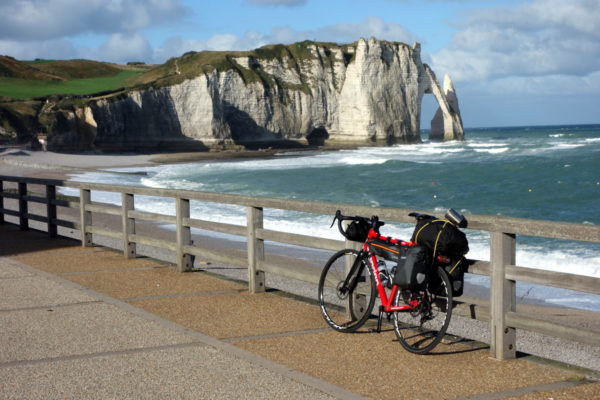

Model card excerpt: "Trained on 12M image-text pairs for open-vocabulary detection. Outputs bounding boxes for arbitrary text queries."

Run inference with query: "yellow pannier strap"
[413,219,449,268]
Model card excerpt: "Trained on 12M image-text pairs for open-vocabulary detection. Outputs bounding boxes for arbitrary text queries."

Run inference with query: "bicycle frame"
[345,228,421,313]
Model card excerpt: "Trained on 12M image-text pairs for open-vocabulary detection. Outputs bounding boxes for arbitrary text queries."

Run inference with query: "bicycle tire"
[318,249,376,332]
[392,266,453,354]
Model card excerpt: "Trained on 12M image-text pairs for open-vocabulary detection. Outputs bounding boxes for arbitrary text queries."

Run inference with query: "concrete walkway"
[1,224,599,399]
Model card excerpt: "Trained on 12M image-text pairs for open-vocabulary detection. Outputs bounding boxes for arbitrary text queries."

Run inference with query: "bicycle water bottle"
[378,260,390,288]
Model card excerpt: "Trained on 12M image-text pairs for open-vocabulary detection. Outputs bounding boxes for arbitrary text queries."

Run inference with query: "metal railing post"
[490,231,517,360]
[46,184,57,238]
[79,189,92,247]
[176,197,193,271]
[247,206,266,293]
[18,182,28,230]
[122,193,136,258]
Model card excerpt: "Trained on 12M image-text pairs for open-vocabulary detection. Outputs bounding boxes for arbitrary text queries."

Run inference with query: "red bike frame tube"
[363,239,418,313]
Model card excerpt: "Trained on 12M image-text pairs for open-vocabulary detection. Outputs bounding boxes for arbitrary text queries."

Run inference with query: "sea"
[63,124,600,312]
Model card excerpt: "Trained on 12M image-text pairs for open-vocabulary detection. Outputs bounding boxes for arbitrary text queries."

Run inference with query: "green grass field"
[0,69,142,99]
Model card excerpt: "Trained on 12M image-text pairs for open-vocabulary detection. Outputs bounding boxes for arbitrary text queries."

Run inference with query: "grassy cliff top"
[128,40,351,87]
[0,57,144,99]
[0,39,411,100]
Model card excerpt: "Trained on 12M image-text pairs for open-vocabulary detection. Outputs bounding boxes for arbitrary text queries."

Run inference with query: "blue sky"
[1,0,599,128]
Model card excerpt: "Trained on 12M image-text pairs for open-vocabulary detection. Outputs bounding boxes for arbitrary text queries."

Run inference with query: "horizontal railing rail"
[1,174,599,360]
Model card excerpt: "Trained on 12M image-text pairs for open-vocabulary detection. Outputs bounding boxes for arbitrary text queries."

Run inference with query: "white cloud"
[96,33,154,64]
[0,39,78,60]
[153,16,419,62]
[430,0,600,82]
[0,0,187,41]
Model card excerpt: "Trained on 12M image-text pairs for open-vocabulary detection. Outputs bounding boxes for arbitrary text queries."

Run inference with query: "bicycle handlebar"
[330,210,385,237]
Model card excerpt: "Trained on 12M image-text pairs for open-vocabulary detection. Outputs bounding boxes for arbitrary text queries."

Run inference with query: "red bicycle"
[318,210,459,354]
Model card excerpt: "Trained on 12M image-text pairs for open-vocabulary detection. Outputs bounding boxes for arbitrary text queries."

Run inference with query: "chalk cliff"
[43,38,464,151]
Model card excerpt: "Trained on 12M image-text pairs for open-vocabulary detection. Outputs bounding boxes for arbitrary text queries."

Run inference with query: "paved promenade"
[1,224,599,399]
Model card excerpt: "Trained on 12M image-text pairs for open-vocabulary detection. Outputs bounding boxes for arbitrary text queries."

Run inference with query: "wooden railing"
[1,174,599,360]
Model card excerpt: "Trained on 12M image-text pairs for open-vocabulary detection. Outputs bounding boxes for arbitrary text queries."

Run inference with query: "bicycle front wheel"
[392,266,453,354]
[318,249,376,332]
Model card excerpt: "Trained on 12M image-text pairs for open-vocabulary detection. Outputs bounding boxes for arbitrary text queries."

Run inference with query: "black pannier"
[428,257,467,297]
[368,238,431,290]
[392,245,431,290]
[411,217,469,259]
[343,220,370,242]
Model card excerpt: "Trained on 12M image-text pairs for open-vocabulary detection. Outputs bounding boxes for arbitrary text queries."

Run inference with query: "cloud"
[95,33,154,64]
[0,39,78,60]
[154,16,420,62]
[0,0,188,41]
[430,0,600,82]
[247,0,306,6]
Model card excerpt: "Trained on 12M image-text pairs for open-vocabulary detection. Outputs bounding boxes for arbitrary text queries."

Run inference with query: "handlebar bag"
[343,220,370,242]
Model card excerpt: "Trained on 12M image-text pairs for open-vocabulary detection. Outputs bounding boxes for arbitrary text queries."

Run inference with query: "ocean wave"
[467,142,507,148]
[340,156,387,165]
[473,148,509,154]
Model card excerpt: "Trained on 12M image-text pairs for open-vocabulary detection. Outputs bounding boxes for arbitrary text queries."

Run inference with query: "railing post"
[18,182,28,230]
[122,193,136,258]
[490,231,517,360]
[176,197,193,272]
[79,189,92,247]
[247,206,266,293]
[46,184,57,238]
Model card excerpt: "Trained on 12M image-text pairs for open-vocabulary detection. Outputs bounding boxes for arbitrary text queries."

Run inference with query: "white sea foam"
[473,148,509,154]
[549,143,585,150]
[467,142,507,148]
[340,156,387,165]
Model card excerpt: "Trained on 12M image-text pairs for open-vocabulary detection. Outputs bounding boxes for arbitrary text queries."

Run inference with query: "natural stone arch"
[421,65,464,141]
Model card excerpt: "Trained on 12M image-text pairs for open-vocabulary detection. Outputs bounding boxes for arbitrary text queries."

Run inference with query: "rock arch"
[421,66,464,141]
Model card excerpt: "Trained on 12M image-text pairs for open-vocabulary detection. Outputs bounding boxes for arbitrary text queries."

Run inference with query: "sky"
[1,0,599,128]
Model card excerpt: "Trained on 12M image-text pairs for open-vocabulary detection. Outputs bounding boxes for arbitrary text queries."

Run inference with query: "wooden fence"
[1,174,599,360]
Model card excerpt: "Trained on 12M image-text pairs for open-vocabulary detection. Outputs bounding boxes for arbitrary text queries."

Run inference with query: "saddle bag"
[411,216,469,297]
[411,217,469,259]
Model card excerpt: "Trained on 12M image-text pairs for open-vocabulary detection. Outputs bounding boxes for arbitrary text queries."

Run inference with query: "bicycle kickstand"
[376,305,384,333]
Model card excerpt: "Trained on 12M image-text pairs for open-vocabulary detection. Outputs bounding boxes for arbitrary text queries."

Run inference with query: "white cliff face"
[86,38,463,150]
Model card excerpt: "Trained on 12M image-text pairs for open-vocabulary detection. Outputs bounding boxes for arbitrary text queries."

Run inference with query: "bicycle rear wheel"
[318,249,376,332]
[392,266,453,354]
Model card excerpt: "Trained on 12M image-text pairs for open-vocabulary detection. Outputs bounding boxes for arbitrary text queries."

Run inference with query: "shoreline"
[0,144,363,180]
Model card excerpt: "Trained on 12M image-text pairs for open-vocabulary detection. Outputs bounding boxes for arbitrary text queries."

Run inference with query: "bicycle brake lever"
[329,210,341,228]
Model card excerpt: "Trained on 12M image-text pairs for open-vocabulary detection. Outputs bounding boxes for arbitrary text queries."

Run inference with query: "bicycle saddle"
[408,212,435,220]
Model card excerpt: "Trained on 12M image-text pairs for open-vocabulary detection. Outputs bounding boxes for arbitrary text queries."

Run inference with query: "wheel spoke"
[392,266,454,354]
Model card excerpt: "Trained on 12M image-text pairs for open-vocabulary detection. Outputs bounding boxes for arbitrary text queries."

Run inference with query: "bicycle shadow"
[354,321,490,356]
